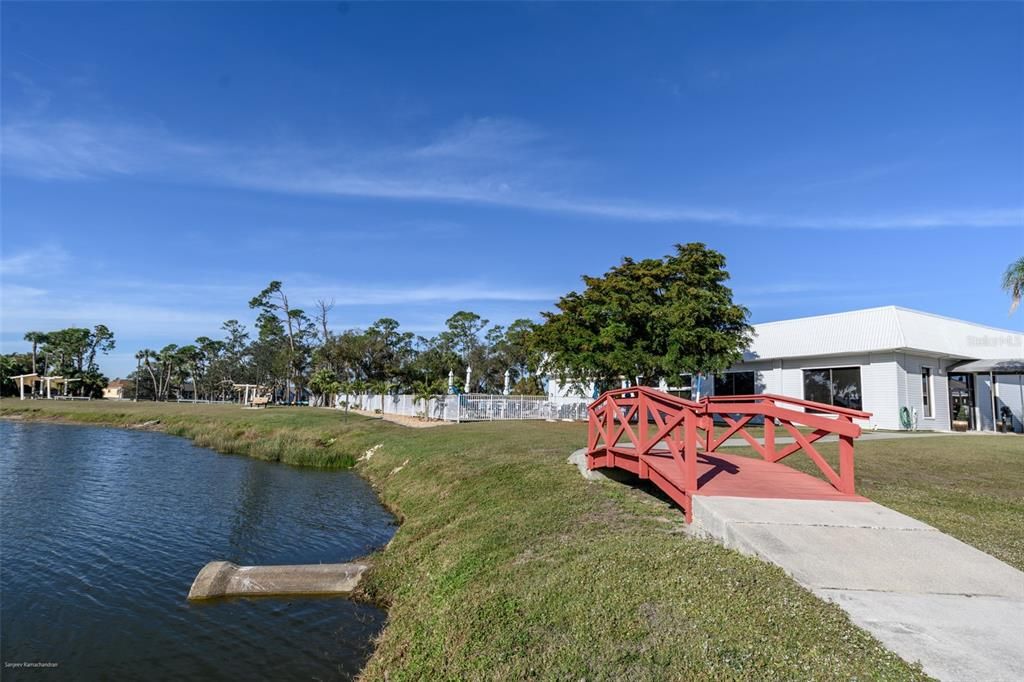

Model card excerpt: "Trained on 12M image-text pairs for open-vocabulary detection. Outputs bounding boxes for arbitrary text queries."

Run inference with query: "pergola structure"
[12,373,38,400]
[232,383,267,406]
[11,374,79,399]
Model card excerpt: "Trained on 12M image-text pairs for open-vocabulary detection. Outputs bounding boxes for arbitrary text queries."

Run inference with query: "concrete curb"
[567,448,636,484]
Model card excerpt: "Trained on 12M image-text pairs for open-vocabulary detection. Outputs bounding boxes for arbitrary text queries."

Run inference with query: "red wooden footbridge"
[586,387,872,521]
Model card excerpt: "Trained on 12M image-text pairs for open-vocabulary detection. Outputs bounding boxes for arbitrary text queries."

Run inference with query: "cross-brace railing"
[586,386,872,520]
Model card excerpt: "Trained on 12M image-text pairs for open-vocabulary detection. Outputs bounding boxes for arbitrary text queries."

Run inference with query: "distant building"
[546,306,1024,432]
[103,379,133,400]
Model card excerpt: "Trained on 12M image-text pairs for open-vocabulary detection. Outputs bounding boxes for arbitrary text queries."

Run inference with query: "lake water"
[0,420,397,680]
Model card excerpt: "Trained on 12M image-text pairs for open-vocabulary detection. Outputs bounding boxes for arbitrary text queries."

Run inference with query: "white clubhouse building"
[547,306,1024,432]
[718,306,1023,432]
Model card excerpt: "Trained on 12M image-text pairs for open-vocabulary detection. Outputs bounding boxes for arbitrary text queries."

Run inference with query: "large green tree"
[249,281,314,402]
[536,243,752,391]
[486,318,539,389]
[37,325,115,396]
[1,353,32,397]
[361,318,415,384]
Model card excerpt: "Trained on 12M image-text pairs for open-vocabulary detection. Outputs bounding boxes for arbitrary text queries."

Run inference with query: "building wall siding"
[995,374,1024,433]
[896,353,952,431]
[725,352,984,431]
[737,353,900,430]
[863,354,901,430]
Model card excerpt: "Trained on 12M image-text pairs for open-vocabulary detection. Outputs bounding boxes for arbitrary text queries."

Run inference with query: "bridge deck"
[643,451,867,501]
[591,446,867,503]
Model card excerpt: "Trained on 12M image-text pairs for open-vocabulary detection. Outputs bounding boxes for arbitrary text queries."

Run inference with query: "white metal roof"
[745,306,1024,361]
[949,358,1024,373]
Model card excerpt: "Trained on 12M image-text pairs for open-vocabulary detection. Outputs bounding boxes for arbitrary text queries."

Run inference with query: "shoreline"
[1,399,934,680]
[0,407,403,621]
[1,410,393,679]
[0,404,404,564]
[0,400,365,469]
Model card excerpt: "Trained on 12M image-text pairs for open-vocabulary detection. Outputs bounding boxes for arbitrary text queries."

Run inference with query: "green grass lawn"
[0,399,962,679]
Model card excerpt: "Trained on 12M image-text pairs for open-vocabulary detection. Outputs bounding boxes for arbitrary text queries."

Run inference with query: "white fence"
[336,393,590,422]
[175,398,237,404]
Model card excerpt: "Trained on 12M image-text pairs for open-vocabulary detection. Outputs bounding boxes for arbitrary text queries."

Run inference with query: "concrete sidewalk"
[691,497,1024,681]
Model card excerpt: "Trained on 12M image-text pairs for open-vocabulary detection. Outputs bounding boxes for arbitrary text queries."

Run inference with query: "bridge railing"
[586,386,871,519]
[587,387,704,515]
[701,394,870,495]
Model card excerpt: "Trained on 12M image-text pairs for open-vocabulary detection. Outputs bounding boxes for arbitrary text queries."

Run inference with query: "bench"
[250,396,270,408]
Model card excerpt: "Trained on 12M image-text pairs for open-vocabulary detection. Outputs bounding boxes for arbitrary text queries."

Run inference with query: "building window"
[667,374,693,399]
[802,367,862,411]
[714,371,756,396]
[921,367,933,418]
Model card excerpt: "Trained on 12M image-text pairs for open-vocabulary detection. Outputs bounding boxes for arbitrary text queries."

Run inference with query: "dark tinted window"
[830,368,862,410]
[802,367,862,411]
[921,367,932,417]
[714,371,756,396]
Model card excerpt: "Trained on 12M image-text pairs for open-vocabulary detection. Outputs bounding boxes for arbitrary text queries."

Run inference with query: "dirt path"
[345,408,451,428]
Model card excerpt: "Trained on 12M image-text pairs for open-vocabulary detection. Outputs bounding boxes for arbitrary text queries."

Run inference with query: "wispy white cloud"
[0,244,71,276]
[0,295,231,337]
[104,278,557,306]
[288,282,558,305]
[0,119,209,180]
[769,209,1023,230]
[2,117,1021,230]
[0,268,553,374]
[1,251,558,350]
[0,283,49,300]
[412,117,544,160]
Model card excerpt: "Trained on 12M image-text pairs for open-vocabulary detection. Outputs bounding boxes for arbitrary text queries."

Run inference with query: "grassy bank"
[1,398,931,680]
[0,399,369,468]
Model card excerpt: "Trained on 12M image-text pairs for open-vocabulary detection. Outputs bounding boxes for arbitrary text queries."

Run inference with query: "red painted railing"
[586,386,871,521]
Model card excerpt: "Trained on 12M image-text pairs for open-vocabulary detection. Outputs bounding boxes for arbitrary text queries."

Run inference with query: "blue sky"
[2,1,1022,378]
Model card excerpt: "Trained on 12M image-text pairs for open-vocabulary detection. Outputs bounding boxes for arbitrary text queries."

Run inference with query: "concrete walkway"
[691,497,1024,681]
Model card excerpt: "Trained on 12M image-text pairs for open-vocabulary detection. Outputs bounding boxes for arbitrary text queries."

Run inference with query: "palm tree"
[139,349,159,400]
[23,331,47,375]
[371,379,391,415]
[1003,256,1024,314]
[308,368,339,407]
[349,379,368,412]
[413,379,444,420]
[134,350,145,401]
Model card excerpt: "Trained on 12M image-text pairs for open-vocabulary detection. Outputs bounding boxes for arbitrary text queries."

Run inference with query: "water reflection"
[1,421,396,680]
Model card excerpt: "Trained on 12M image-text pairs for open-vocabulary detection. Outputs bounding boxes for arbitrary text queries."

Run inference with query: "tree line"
[3,243,759,403]
[6,244,1017,405]
[121,243,752,404]
[122,286,543,405]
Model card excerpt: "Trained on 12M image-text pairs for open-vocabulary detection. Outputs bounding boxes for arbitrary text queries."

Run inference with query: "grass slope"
[1,400,936,680]
[0,399,367,467]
